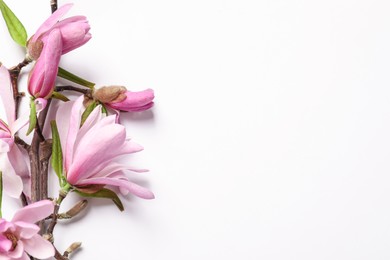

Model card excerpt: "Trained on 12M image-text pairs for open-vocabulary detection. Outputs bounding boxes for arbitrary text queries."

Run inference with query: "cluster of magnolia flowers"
[0,2,154,260]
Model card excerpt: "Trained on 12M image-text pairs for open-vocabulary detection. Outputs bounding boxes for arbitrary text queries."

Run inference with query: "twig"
[47,190,67,235]
[9,57,32,118]
[29,134,41,203]
[39,139,52,200]
[51,0,58,13]
[56,85,91,96]
[14,136,30,152]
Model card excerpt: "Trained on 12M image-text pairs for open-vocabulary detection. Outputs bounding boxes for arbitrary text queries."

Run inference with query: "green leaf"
[76,188,124,211]
[101,104,108,115]
[52,91,70,102]
[50,120,64,184]
[26,99,37,135]
[80,101,97,126]
[58,67,95,89]
[0,0,27,46]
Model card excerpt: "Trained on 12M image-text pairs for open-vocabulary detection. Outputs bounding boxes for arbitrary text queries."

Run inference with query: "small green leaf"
[101,104,108,115]
[80,101,97,126]
[26,99,37,135]
[50,120,64,184]
[76,188,124,211]
[52,91,70,102]
[58,67,95,89]
[0,0,27,46]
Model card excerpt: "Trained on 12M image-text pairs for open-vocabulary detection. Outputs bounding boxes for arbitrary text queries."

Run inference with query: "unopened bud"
[65,242,82,256]
[93,86,127,103]
[60,200,88,219]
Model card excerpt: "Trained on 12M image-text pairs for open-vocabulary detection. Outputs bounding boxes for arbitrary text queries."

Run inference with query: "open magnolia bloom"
[56,96,154,199]
[0,200,55,259]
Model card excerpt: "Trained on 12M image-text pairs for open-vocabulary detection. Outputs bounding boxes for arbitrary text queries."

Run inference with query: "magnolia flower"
[28,3,91,99]
[56,96,154,199]
[93,86,154,112]
[0,200,55,259]
[27,3,91,59]
[0,66,31,198]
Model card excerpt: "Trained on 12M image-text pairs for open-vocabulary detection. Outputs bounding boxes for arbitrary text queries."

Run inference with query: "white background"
[1,0,390,259]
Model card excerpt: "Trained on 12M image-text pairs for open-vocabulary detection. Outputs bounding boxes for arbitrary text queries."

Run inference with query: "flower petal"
[6,240,23,258]
[65,96,84,171]
[0,65,15,124]
[0,153,23,198]
[31,3,73,42]
[14,221,39,239]
[7,144,30,197]
[0,233,12,252]
[12,200,54,224]
[22,234,54,259]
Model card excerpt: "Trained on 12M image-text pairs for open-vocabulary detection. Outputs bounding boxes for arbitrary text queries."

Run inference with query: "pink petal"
[15,252,30,260]
[0,154,23,198]
[31,3,73,42]
[0,65,15,124]
[41,29,62,98]
[55,99,74,156]
[7,145,30,198]
[78,177,155,199]
[108,89,155,112]
[12,200,54,224]
[22,234,54,259]
[28,29,62,99]
[6,240,23,258]
[65,96,84,171]
[0,234,12,252]
[14,221,39,239]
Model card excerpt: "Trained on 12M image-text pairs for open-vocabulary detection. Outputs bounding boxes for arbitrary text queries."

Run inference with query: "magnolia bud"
[59,200,88,219]
[93,86,127,103]
[64,242,82,257]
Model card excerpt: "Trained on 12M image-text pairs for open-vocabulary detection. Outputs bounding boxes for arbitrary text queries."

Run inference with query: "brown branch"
[14,136,30,152]
[51,0,58,13]
[39,139,52,200]
[9,57,32,118]
[29,134,41,203]
[47,190,67,235]
[56,85,91,96]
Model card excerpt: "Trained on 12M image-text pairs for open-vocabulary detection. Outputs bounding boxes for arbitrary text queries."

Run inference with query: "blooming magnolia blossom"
[94,87,154,112]
[0,200,55,259]
[56,96,154,199]
[28,3,91,99]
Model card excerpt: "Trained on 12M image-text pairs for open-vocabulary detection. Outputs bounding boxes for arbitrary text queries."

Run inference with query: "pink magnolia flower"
[0,200,55,259]
[28,3,91,58]
[56,96,154,199]
[93,87,154,112]
[28,3,91,99]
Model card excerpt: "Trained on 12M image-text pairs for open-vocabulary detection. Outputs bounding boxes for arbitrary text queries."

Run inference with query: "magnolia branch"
[51,0,58,13]
[9,57,32,118]
[56,85,91,95]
